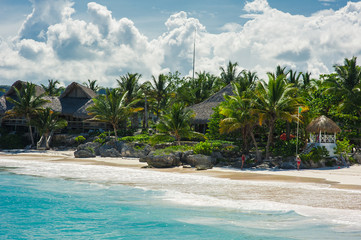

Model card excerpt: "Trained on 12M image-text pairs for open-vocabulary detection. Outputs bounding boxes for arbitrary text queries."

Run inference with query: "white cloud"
[1,0,361,86]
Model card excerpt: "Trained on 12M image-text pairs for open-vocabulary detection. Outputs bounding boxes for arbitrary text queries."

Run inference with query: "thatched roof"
[4,80,45,97]
[189,84,234,124]
[60,82,96,99]
[73,99,94,118]
[306,115,341,133]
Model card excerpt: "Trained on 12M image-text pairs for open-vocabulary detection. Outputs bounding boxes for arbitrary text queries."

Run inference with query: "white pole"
[296,108,300,156]
[192,27,196,80]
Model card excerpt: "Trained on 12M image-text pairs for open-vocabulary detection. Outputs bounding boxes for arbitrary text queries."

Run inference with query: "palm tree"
[84,79,100,92]
[117,73,142,104]
[287,69,302,88]
[252,74,302,159]
[325,56,361,117]
[117,73,143,129]
[177,72,221,105]
[156,103,197,145]
[233,70,258,94]
[148,74,170,121]
[31,108,68,149]
[41,79,63,96]
[87,89,131,139]
[220,84,261,161]
[219,61,240,85]
[6,82,48,146]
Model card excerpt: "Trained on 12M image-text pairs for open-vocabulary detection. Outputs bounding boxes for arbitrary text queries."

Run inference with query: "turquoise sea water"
[1,158,361,239]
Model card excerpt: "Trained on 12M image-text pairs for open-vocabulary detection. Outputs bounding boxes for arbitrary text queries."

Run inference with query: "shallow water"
[1,158,361,239]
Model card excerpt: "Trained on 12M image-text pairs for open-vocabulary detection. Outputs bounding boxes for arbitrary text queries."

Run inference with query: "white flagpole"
[296,107,300,156]
[192,27,196,80]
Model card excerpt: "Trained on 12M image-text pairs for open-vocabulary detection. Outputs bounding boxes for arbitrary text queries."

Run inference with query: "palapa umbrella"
[306,115,341,133]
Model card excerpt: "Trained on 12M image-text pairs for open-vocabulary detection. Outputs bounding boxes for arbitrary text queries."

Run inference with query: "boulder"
[186,154,213,170]
[74,149,96,158]
[146,153,180,168]
[280,161,296,169]
[100,148,122,158]
[121,143,152,158]
[77,142,101,155]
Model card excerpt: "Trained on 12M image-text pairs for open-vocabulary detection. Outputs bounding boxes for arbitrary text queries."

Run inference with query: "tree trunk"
[266,121,274,160]
[27,115,34,146]
[113,123,118,139]
[250,130,261,162]
[44,133,50,150]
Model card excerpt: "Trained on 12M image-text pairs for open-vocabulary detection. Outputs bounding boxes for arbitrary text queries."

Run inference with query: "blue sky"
[0,0,358,86]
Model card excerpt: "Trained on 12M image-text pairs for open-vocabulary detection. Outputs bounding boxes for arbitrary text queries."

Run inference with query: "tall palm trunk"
[266,120,275,160]
[27,115,35,146]
[250,131,261,162]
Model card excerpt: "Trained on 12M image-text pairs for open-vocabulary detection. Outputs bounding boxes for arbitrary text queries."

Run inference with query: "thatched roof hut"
[0,81,47,115]
[60,82,96,119]
[306,115,341,133]
[189,84,233,124]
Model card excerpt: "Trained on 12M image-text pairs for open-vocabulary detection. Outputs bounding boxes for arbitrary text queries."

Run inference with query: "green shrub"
[193,141,223,156]
[149,134,175,145]
[75,135,86,144]
[153,145,193,156]
[271,139,303,157]
[93,132,106,144]
[0,134,27,149]
[120,134,150,143]
[300,146,329,163]
[335,138,353,155]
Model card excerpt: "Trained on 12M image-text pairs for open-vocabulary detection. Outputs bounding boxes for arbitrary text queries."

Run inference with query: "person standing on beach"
[296,155,301,171]
[241,154,245,170]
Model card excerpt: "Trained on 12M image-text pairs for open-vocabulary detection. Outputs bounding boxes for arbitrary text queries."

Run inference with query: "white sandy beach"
[1,149,360,187]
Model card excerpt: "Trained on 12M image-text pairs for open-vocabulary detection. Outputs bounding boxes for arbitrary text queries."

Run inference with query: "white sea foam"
[1,157,361,231]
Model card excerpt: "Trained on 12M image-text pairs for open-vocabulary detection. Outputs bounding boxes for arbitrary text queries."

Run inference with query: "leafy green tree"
[31,108,68,149]
[219,61,240,85]
[84,79,100,92]
[87,89,131,139]
[6,82,48,146]
[252,74,302,159]
[325,56,361,118]
[156,103,198,145]
[41,79,63,96]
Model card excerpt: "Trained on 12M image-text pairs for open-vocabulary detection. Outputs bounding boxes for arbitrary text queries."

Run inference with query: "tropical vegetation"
[2,56,361,164]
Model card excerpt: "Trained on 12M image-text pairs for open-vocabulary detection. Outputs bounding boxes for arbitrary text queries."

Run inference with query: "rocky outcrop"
[77,142,101,155]
[121,143,152,158]
[74,149,96,158]
[185,154,214,170]
[143,152,180,168]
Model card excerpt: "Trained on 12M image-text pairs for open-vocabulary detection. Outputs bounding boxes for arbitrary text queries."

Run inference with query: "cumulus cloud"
[1,0,361,86]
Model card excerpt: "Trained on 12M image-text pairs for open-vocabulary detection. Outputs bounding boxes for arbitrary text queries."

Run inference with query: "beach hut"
[306,115,341,156]
[189,84,233,133]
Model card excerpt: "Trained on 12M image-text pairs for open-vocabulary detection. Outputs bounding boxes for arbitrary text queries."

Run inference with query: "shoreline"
[1,149,361,190]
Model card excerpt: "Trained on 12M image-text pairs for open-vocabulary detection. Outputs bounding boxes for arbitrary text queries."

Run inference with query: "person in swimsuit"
[296,155,301,171]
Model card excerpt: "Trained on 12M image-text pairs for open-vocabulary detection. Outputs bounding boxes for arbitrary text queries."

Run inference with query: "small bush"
[153,145,193,156]
[120,134,150,143]
[271,139,302,157]
[86,147,95,154]
[75,135,86,144]
[193,141,223,156]
[149,134,175,145]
